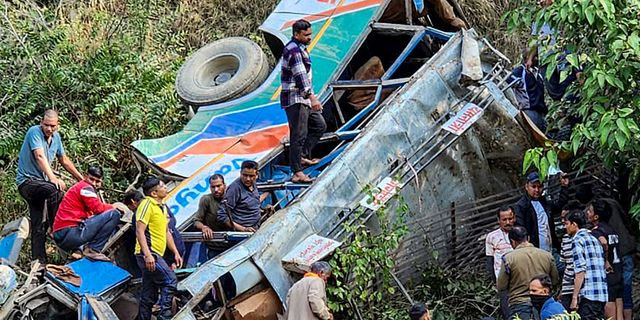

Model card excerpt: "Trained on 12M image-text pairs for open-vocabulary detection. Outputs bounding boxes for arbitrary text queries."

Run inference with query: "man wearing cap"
[513,172,569,252]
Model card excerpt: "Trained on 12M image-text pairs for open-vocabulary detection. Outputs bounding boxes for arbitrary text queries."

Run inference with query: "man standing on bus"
[280,19,327,183]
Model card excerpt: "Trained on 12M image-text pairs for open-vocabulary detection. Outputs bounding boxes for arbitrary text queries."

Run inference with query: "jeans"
[499,290,509,320]
[509,303,534,320]
[53,209,120,252]
[622,254,634,309]
[17,179,64,262]
[136,254,177,320]
[524,109,547,133]
[285,103,326,173]
[577,298,605,320]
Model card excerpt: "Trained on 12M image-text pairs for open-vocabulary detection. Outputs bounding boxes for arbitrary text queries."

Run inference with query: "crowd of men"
[12,13,637,320]
[13,109,275,319]
[11,18,332,319]
[484,172,636,320]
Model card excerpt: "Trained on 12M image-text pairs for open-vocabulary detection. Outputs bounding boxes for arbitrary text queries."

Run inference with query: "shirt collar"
[515,242,534,250]
[146,196,163,206]
[576,228,590,236]
[291,37,307,50]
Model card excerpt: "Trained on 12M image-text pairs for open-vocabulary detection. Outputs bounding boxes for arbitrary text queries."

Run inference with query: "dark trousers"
[499,290,509,319]
[135,254,177,320]
[524,109,547,133]
[577,298,605,320]
[285,103,327,173]
[53,209,120,252]
[559,294,572,311]
[17,179,64,262]
[509,303,534,320]
[621,254,633,309]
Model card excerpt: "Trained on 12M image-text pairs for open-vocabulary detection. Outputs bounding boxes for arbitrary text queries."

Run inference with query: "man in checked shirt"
[281,19,327,183]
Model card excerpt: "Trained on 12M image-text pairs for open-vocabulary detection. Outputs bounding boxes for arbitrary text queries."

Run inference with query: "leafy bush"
[0,0,277,222]
[328,194,497,320]
[504,0,640,217]
[328,198,409,319]
[0,0,278,266]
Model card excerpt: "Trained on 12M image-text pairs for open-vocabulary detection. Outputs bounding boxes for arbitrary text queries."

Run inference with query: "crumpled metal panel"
[178,29,521,307]
[178,208,316,299]
[252,31,477,301]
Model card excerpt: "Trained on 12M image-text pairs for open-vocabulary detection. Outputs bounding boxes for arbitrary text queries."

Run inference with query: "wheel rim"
[195,54,240,89]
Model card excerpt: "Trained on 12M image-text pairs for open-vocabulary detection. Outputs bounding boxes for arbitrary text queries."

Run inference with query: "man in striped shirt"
[564,210,608,319]
[280,19,327,183]
[559,201,582,309]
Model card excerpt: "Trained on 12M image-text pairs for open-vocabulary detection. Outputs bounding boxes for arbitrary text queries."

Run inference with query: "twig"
[26,0,51,31]
[2,0,41,72]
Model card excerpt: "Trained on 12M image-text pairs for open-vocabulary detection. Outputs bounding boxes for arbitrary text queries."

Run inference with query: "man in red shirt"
[52,166,125,260]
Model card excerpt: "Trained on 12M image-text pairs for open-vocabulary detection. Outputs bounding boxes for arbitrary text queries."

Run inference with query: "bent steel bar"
[175,29,518,319]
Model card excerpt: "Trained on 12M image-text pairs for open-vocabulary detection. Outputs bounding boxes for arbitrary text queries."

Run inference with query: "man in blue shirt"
[217,160,262,232]
[529,274,566,319]
[280,19,327,183]
[16,109,83,262]
[564,210,608,319]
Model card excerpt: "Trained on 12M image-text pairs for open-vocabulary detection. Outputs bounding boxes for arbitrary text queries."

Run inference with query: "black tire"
[176,37,269,106]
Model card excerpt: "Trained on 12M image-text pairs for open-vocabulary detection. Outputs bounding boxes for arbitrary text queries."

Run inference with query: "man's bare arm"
[136,220,156,271]
[166,228,182,268]
[58,154,83,181]
[33,148,66,190]
[571,272,585,310]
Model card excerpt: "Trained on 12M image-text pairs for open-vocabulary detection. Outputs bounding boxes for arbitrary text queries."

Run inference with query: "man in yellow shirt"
[135,177,183,320]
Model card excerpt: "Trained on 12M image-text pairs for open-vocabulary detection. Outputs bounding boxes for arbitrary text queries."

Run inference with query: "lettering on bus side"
[169,157,256,215]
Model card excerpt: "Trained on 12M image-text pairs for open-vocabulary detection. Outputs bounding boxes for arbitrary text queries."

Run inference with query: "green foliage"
[327,191,497,319]
[0,0,187,203]
[327,194,409,319]
[505,0,640,217]
[0,0,278,236]
[522,145,560,181]
[415,263,498,320]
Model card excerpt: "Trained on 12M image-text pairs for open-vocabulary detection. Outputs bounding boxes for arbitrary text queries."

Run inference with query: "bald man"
[16,109,83,262]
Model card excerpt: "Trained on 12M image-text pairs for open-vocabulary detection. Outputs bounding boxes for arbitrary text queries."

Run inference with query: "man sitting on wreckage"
[216,160,263,232]
[52,166,128,261]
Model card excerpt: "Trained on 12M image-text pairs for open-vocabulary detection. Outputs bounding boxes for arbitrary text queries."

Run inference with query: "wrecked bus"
[1,0,534,319]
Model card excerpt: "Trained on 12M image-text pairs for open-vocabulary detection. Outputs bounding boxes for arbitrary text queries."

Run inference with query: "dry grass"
[457,0,526,63]
[54,0,279,57]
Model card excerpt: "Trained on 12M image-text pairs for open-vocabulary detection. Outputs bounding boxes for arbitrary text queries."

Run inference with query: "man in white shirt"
[485,205,516,320]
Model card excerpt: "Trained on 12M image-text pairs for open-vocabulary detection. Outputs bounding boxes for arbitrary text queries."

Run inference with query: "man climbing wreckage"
[1,0,571,319]
[52,166,128,261]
